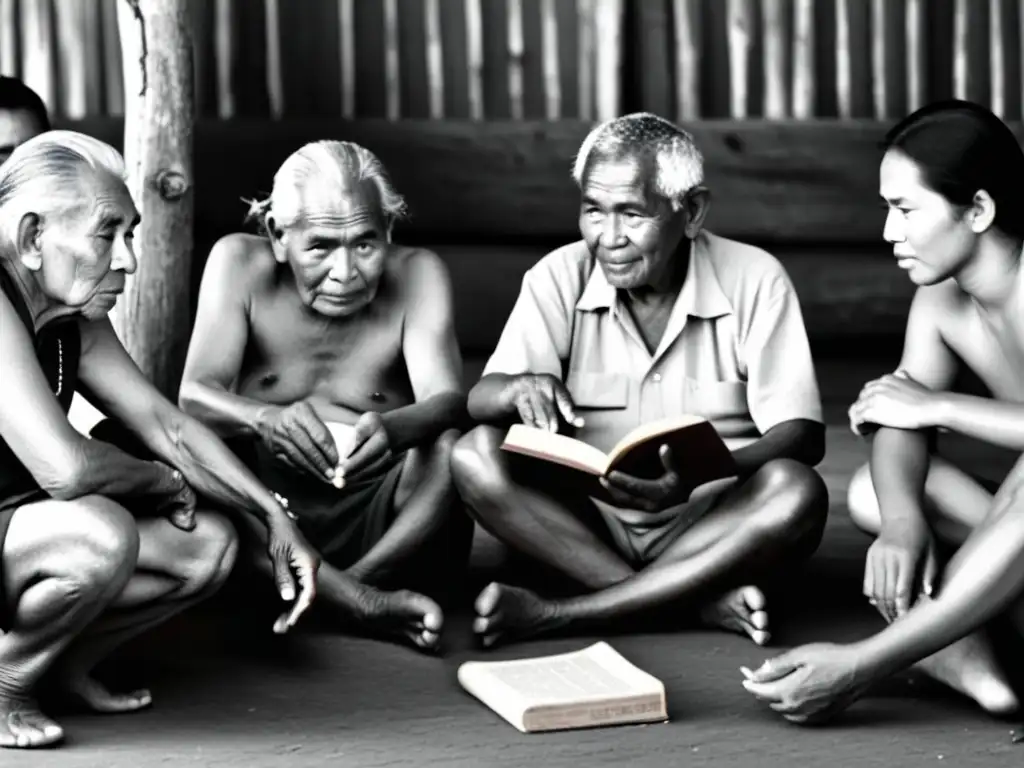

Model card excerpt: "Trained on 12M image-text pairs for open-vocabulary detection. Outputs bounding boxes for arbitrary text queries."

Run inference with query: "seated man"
[180,140,470,653]
[0,131,318,749]
[742,101,1024,724]
[0,76,50,164]
[450,113,828,649]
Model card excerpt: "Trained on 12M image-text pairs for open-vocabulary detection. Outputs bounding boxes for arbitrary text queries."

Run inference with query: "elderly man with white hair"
[450,112,829,648]
[0,131,320,749]
[179,140,471,654]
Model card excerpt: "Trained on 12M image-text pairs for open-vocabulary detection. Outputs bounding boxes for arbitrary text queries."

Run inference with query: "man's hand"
[849,370,941,436]
[502,373,584,433]
[599,445,689,512]
[335,411,393,487]
[151,464,198,532]
[865,518,939,621]
[265,513,320,634]
[741,643,870,724]
[256,401,339,483]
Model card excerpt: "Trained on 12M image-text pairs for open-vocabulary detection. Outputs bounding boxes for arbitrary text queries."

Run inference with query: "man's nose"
[882,208,903,244]
[113,237,137,274]
[329,250,356,280]
[600,215,625,248]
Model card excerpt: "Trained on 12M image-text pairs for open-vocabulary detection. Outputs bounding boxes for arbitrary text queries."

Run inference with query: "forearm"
[466,374,517,424]
[870,427,930,529]
[178,380,270,440]
[933,393,1024,451]
[52,439,172,501]
[730,420,825,476]
[859,497,1024,678]
[381,390,468,453]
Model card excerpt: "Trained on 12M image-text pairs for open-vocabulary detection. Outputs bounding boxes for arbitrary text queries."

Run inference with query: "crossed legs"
[0,495,236,748]
[451,425,828,648]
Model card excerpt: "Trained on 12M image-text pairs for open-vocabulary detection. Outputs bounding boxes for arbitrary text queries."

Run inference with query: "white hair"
[572,112,704,210]
[246,140,407,232]
[0,130,127,246]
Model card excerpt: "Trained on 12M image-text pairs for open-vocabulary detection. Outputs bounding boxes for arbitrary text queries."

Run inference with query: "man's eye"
[355,242,374,253]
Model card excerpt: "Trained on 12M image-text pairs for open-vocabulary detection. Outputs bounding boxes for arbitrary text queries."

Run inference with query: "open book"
[457,642,668,733]
[501,414,737,486]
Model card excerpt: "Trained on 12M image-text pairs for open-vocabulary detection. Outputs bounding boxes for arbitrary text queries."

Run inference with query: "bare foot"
[61,675,152,714]
[914,632,1018,716]
[356,587,445,653]
[699,586,770,646]
[0,693,63,749]
[473,582,566,648]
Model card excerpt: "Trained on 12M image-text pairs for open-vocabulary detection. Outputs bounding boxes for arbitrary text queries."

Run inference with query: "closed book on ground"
[457,642,668,733]
[501,414,737,486]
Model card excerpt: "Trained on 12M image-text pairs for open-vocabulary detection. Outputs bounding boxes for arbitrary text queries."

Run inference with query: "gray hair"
[0,130,127,245]
[572,113,704,210]
[246,140,408,233]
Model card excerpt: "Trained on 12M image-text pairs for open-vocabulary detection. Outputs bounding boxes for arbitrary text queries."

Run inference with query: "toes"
[751,609,769,631]
[472,614,495,636]
[741,586,767,612]
[474,583,501,617]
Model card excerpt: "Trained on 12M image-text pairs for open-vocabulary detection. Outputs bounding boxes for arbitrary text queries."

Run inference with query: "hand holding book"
[599,443,691,511]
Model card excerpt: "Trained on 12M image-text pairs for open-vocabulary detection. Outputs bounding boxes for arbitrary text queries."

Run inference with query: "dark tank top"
[0,265,81,508]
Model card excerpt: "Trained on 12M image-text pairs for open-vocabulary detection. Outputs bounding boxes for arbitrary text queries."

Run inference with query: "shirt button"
[652,372,662,382]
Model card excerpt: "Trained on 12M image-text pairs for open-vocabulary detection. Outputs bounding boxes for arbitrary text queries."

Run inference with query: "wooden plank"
[539,0,562,119]
[836,0,852,118]
[56,0,103,118]
[906,0,924,112]
[635,0,671,117]
[20,0,55,117]
[992,0,1006,117]
[424,0,445,118]
[264,0,283,118]
[190,0,214,118]
[214,0,235,118]
[593,0,623,121]
[791,0,814,118]
[339,0,355,118]
[762,0,787,119]
[577,0,594,119]
[507,0,525,119]
[465,0,484,119]
[673,0,701,119]
[438,0,469,118]
[0,0,16,78]
[397,0,429,118]
[727,0,753,118]
[870,0,887,119]
[384,0,400,119]
[57,117,984,245]
[554,0,580,119]
[354,0,387,117]
[520,0,546,118]
[481,0,510,118]
[236,0,271,116]
[954,0,968,99]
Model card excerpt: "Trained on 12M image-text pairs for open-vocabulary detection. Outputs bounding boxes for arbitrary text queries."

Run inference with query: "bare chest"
[947,309,1024,402]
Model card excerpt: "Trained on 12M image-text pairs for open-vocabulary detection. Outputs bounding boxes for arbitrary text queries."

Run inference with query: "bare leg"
[847,459,1019,714]
[452,426,828,648]
[0,497,139,748]
[49,510,238,713]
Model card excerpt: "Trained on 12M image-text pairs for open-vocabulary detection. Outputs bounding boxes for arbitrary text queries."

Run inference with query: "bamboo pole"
[906,0,924,112]
[507,0,525,120]
[540,0,561,120]
[577,0,595,120]
[762,0,786,118]
[990,0,1005,117]
[0,0,17,77]
[265,0,283,118]
[465,0,484,120]
[791,0,814,118]
[214,0,235,118]
[953,0,968,100]
[425,0,444,119]
[338,0,355,118]
[383,0,400,120]
[726,0,752,119]
[114,0,195,397]
[836,0,852,118]
[594,0,623,121]
[870,0,887,119]
[55,0,103,118]
[20,0,56,117]
[673,0,700,120]
[101,0,123,116]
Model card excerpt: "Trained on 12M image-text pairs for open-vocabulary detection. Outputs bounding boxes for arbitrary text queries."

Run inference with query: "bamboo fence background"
[0,0,1022,123]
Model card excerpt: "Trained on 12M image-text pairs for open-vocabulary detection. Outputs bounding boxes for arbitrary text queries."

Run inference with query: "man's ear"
[16,212,43,271]
[682,186,711,239]
[969,189,996,234]
[265,214,288,263]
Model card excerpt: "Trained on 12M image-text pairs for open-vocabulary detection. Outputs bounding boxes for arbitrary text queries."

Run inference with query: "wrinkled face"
[29,169,138,320]
[879,149,976,286]
[578,156,688,290]
[277,180,389,318]
[0,108,45,164]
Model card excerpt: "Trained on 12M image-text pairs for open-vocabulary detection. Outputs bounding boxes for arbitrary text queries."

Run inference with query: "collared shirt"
[483,231,823,454]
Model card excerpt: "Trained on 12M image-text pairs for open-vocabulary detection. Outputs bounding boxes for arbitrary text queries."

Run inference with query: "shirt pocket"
[565,371,631,451]
[680,378,748,423]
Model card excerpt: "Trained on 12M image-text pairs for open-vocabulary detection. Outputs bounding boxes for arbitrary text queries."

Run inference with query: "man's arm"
[78,318,287,527]
[383,250,467,452]
[0,294,174,500]
[931,395,1024,451]
[178,235,273,438]
[730,419,825,475]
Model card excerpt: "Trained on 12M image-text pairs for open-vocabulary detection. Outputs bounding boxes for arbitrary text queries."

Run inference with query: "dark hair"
[0,76,50,131]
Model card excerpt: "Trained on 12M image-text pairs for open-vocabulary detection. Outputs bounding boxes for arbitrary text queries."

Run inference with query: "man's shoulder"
[205,232,276,290]
[702,231,794,296]
[911,279,968,320]
[524,240,593,289]
[387,244,453,298]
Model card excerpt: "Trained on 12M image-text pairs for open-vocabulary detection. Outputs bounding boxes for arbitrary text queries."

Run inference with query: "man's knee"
[846,462,880,533]
[450,426,507,502]
[175,512,239,598]
[749,459,829,539]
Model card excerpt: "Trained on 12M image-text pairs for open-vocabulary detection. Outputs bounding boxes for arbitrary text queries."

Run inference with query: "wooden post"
[20,0,56,117]
[905,0,924,112]
[507,0,525,120]
[577,0,595,120]
[338,0,355,118]
[953,0,968,100]
[214,0,235,118]
[113,0,194,398]
[594,0,623,121]
[990,0,1005,117]
[265,0,284,118]
[836,0,852,119]
[870,0,887,119]
[727,0,752,119]
[54,0,103,119]
[425,0,445,119]
[540,0,561,120]
[791,0,814,119]
[0,0,18,77]
[465,0,484,120]
[673,0,701,120]
[383,0,400,120]
[762,0,787,119]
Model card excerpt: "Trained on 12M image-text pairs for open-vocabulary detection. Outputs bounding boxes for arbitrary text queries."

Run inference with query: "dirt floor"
[16,358,1024,767]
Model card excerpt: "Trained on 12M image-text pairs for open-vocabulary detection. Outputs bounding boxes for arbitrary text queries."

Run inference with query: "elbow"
[177,380,205,418]
[796,422,827,467]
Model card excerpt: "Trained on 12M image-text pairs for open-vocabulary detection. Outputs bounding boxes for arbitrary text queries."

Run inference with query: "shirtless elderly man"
[451,113,829,648]
[743,101,1024,724]
[180,140,469,652]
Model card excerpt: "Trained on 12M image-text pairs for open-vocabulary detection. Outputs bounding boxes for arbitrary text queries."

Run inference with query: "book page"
[475,644,658,706]
[608,413,707,461]
[502,424,609,474]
